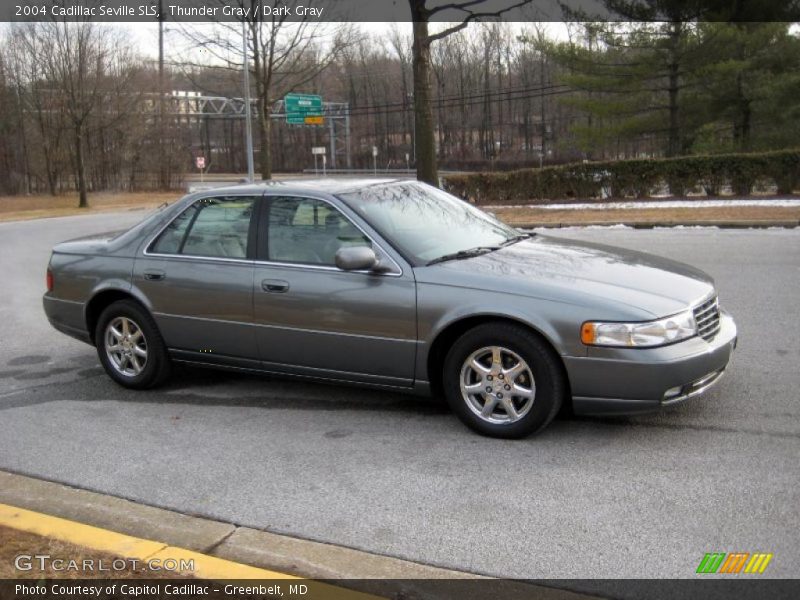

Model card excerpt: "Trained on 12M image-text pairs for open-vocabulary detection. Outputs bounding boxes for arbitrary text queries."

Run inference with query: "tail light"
[46,268,54,292]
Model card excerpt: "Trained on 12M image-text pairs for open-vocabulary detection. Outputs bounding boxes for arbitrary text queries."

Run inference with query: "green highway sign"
[285,93,323,124]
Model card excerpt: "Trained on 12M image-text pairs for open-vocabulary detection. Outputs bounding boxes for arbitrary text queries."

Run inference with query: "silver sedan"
[43,179,737,438]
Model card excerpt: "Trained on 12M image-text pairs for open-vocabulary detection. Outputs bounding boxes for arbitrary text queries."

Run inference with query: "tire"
[95,300,171,389]
[442,322,565,439]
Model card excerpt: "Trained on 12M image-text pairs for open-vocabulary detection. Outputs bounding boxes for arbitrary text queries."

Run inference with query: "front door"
[252,195,417,387]
[134,195,260,364]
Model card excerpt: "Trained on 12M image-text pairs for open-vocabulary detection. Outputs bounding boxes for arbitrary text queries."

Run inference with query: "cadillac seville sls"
[43,180,737,438]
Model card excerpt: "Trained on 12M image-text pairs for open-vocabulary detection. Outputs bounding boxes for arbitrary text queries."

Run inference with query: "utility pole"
[328,114,335,169]
[241,19,255,183]
[539,36,546,161]
[157,0,166,189]
[345,103,352,169]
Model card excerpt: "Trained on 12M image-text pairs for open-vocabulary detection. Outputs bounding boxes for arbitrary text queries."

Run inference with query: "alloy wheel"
[459,345,536,424]
[104,316,148,377]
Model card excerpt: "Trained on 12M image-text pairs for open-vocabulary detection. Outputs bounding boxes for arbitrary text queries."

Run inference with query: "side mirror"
[335,246,379,271]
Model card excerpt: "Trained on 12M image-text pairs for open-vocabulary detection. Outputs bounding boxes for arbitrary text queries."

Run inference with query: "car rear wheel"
[443,323,564,438]
[95,300,170,389]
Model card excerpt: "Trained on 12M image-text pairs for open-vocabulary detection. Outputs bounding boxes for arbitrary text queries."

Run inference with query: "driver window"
[268,197,370,266]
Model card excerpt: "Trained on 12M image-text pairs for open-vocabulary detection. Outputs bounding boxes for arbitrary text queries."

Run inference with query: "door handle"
[262,279,289,293]
[144,269,166,281]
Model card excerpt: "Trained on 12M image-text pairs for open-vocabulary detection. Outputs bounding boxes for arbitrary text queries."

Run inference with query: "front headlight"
[581,310,697,348]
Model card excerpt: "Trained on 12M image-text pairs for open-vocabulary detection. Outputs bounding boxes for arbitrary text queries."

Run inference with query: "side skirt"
[168,349,423,395]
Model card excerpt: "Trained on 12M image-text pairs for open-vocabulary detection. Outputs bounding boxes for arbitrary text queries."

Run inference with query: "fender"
[414,286,587,389]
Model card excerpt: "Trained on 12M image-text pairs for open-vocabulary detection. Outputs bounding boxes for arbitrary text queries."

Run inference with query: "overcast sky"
[124,21,569,63]
[128,22,400,61]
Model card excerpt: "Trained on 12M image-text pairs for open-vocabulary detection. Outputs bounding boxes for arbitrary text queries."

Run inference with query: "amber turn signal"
[580,322,595,345]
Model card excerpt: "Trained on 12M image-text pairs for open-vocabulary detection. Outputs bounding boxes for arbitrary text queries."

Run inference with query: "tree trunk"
[250,26,271,182]
[539,50,546,159]
[259,96,272,180]
[400,68,409,156]
[75,124,88,208]
[740,96,751,152]
[15,86,32,195]
[411,15,438,185]
[733,34,751,152]
[666,21,681,157]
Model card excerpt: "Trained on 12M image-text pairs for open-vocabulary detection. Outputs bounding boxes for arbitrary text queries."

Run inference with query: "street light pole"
[157,0,166,189]
[241,19,255,183]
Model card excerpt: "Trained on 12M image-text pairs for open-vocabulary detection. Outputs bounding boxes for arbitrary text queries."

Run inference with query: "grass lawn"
[0,525,194,579]
[491,204,800,227]
[2,191,799,227]
[0,192,180,223]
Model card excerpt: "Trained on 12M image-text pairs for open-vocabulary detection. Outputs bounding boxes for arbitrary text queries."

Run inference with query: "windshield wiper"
[427,246,501,266]
[501,233,533,246]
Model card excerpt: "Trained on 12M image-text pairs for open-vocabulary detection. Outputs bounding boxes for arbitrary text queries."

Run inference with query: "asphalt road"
[1,211,798,583]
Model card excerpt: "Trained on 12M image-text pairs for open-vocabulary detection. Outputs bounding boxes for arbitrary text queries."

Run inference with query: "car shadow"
[4,362,451,416]
[3,359,707,436]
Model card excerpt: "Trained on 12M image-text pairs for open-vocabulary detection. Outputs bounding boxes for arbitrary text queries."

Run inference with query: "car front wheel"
[443,323,565,438]
[95,300,170,389]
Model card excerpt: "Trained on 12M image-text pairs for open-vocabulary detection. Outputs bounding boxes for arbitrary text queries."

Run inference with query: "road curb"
[0,502,382,600]
[0,502,297,581]
[0,471,598,599]
[0,470,475,580]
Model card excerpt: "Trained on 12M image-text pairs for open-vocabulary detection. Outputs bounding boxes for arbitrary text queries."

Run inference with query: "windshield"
[338,181,521,265]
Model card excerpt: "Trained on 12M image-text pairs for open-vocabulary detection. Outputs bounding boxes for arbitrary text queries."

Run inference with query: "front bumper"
[565,311,737,416]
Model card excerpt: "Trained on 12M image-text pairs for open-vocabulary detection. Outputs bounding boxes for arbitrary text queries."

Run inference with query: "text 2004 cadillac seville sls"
[43,180,737,438]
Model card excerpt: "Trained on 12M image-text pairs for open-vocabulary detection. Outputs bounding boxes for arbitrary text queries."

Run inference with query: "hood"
[52,230,125,255]
[414,235,715,319]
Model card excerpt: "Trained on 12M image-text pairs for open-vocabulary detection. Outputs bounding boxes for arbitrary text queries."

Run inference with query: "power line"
[346,82,571,113]
[347,87,575,118]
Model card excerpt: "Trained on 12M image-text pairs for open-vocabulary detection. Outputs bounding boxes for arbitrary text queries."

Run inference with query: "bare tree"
[31,22,137,207]
[408,0,534,185]
[388,27,414,163]
[8,24,68,196]
[180,1,353,180]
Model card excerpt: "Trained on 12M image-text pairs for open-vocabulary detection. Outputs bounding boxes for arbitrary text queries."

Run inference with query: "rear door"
[252,195,417,387]
[134,194,261,364]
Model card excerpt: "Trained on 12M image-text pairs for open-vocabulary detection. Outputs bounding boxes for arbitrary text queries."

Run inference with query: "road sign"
[285,93,323,124]
[312,146,328,175]
[372,146,378,157]
[195,156,205,169]
[304,115,324,125]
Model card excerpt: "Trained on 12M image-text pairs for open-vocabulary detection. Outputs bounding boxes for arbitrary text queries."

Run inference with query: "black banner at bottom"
[2,579,800,600]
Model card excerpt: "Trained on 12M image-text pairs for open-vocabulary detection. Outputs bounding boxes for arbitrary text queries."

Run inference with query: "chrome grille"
[693,296,720,341]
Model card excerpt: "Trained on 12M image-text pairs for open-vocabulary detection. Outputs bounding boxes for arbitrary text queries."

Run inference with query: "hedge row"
[442,149,800,205]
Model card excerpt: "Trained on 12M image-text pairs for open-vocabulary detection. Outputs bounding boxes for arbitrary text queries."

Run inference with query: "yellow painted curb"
[0,503,165,560]
[148,546,297,581]
[0,503,379,599]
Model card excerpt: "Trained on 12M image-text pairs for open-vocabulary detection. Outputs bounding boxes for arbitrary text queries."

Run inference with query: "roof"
[190,177,407,198]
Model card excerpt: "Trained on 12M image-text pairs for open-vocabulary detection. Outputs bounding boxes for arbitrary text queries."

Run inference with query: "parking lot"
[1,210,798,580]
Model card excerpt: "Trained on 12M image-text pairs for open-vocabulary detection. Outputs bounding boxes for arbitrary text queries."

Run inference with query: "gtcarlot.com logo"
[696,552,773,574]
[15,554,195,572]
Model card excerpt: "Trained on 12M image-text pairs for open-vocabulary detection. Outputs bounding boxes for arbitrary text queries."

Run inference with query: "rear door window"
[151,197,256,259]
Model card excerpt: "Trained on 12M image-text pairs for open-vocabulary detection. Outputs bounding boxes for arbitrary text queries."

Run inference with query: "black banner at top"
[3,0,800,23]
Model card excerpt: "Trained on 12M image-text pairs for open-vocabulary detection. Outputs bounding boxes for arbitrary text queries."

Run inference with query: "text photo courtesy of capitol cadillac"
[1,1,800,600]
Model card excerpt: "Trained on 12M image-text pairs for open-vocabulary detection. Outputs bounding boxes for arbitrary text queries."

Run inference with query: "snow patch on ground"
[485,198,800,210]
[520,225,800,232]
